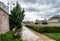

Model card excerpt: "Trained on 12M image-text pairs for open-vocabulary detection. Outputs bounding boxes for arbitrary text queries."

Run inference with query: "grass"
[44,33,60,41]
[25,24,60,41]
[0,31,22,41]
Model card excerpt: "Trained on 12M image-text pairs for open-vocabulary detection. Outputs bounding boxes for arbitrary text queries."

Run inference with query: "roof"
[49,15,60,20]
[0,1,9,14]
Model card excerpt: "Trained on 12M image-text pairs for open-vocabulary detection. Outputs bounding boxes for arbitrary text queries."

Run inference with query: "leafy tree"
[9,2,25,30]
[42,19,48,25]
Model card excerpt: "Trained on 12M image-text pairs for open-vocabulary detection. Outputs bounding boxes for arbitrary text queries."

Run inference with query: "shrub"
[26,24,60,33]
[42,21,48,25]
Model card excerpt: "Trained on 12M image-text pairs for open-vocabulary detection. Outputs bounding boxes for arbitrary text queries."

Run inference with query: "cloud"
[21,0,60,21]
[26,7,40,12]
[23,11,44,21]
[1,0,60,21]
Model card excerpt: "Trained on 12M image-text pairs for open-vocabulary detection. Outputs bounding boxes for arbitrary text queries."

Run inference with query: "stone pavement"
[21,26,55,41]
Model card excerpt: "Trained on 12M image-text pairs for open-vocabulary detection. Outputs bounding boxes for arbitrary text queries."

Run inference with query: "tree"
[9,2,25,30]
[35,19,39,24]
[42,19,48,25]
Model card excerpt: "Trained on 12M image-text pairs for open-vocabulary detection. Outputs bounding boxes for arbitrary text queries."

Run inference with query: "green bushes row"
[0,31,22,41]
[26,25,60,33]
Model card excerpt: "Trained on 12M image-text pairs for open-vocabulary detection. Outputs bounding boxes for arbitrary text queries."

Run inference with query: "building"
[22,21,34,24]
[48,15,60,22]
[35,19,48,25]
[48,15,60,26]
[35,19,42,24]
[0,1,10,34]
[35,15,60,26]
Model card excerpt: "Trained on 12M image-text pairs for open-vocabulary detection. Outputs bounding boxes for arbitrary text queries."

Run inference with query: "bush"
[42,21,48,25]
[35,22,38,24]
[26,24,60,33]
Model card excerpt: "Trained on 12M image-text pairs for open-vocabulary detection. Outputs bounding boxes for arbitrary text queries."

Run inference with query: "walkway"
[21,26,55,41]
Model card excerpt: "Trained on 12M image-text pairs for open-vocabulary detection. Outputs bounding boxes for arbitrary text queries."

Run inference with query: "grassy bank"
[44,33,60,41]
[0,31,22,41]
[26,24,60,41]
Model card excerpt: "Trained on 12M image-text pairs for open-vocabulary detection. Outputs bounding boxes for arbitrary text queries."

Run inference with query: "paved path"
[21,26,55,41]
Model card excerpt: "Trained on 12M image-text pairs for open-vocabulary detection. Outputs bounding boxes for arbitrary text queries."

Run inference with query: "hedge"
[26,24,60,33]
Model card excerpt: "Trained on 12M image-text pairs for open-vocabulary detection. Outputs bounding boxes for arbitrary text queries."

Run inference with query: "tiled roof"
[49,15,60,20]
[0,1,9,14]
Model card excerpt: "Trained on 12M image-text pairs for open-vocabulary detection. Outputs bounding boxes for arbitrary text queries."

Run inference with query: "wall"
[48,22,60,26]
[0,9,10,34]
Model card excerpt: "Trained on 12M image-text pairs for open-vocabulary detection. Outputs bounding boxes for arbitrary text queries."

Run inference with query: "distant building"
[0,1,10,34]
[35,15,60,26]
[35,19,42,24]
[22,21,34,24]
[35,19,48,24]
[48,15,60,26]
[48,15,60,23]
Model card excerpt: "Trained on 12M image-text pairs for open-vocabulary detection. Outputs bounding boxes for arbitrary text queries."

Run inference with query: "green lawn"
[44,33,60,41]
[26,24,60,41]
[0,31,22,41]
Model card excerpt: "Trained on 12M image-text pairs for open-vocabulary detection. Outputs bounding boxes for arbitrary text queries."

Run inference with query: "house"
[22,21,34,24]
[35,19,48,24]
[48,15,60,26]
[0,1,10,34]
[35,15,60,26]
[48,15,60,23]
[35,19,42,24]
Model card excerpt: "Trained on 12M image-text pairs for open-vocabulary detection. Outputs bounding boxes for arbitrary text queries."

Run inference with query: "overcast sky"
[0,0,60,21]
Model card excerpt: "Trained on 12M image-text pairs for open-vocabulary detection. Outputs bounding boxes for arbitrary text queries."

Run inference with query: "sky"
[0,0,60,21]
